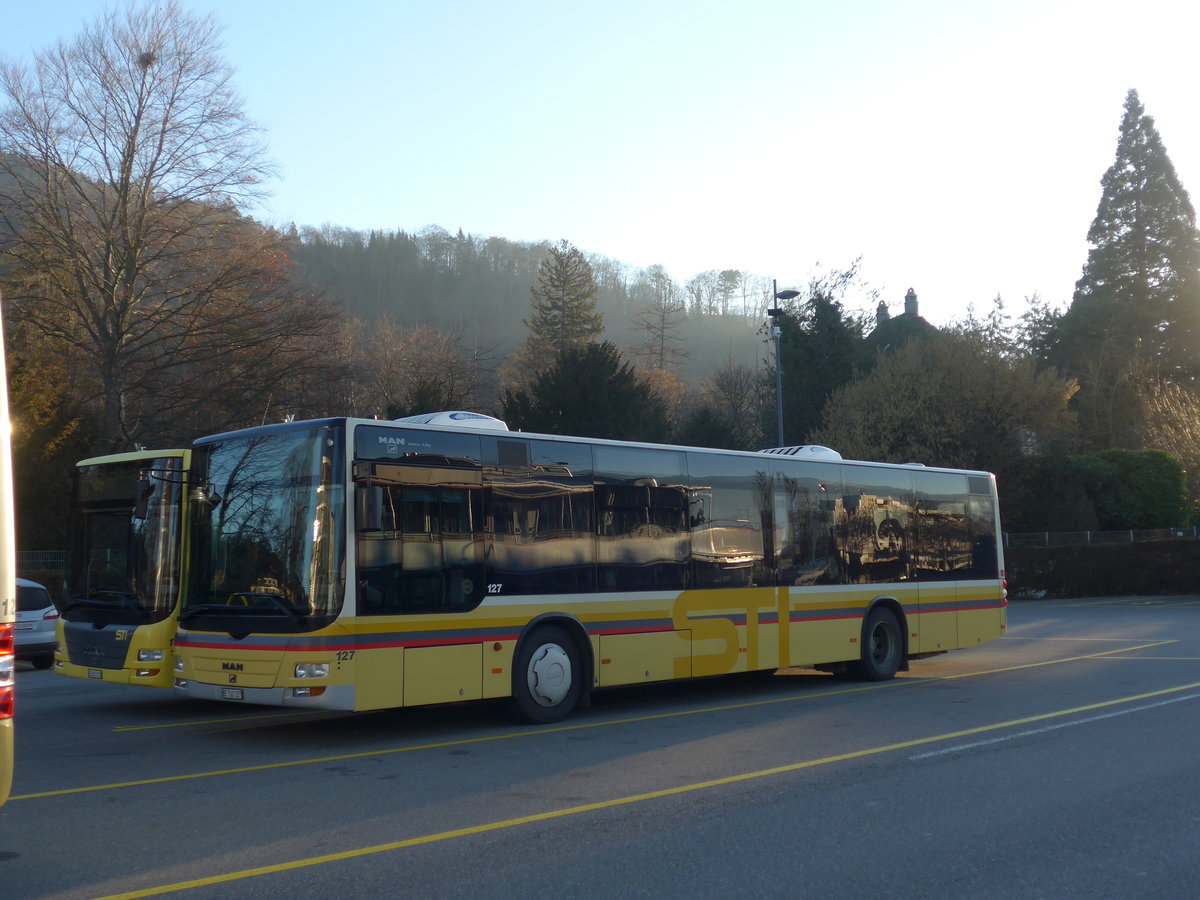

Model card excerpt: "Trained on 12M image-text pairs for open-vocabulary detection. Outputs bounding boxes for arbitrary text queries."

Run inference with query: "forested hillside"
[286,224,767,385]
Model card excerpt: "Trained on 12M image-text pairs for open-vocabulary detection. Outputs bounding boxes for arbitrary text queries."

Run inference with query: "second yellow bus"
[56,449,191,688]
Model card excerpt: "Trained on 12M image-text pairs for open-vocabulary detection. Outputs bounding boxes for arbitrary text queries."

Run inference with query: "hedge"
[1005,540,1200,598]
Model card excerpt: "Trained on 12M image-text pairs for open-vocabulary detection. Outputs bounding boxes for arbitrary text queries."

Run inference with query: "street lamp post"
[767,279,800,447]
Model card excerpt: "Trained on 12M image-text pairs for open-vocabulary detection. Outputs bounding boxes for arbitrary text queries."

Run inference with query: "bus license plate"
[87,669,102,679]
[221,687,244,700]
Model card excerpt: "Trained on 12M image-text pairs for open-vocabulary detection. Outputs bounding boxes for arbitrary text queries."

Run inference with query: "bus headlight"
[174,657,185,672]
[138,649,165,662]
[294,663,329,679]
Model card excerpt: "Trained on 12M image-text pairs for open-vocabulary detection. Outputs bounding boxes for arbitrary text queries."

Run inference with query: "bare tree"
[638,366,687,433]
[0,0,335,449]
[347,317,497,418]
[700,354,763,448]
[1138,375,1200,519]
[629,264,687,372]
[812,333,1078,475]
[686,270,717,316]
[686,269,743,316]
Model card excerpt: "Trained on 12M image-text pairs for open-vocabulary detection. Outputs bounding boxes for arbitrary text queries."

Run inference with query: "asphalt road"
[3,596,1199,899]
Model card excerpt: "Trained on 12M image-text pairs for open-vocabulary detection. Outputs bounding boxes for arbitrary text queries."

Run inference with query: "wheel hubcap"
[527,642,572,707]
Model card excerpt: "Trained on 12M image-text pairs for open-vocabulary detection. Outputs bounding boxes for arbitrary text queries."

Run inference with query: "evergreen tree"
[673,405,747,450]
[766,266,871,445]
[501,341,668,441]
[1050,89,1200,447]
[524,239,604,359]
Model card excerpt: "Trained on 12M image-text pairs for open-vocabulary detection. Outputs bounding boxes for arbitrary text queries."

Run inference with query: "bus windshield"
[62,456,186,627]
[182,424,345,634]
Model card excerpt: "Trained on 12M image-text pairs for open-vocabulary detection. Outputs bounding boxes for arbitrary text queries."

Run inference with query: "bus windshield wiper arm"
[61,591,140,611]
[178,603,238,624]
[180,595,303,624]
[234,592,305,624]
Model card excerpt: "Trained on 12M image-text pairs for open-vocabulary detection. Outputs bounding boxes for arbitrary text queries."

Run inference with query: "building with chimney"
[867,287,939,350]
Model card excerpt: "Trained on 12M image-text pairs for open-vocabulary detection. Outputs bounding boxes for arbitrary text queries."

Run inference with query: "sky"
[4,0,1200,326]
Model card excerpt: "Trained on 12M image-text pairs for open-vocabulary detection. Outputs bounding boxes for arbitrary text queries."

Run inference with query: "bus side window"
[356,478,485,615]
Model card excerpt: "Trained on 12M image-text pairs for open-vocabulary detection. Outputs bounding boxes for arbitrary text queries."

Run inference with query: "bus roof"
[76,449,190,467]
[191,416,996,480]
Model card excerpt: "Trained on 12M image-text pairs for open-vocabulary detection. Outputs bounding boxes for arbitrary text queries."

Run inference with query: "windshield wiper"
[232,592,306,624]
[60,591,141,612]
[180,594,304,625]
[178,602,235,624]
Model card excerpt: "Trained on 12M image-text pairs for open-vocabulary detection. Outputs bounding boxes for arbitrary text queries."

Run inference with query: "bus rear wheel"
[510,625,582,724]
[849,607,902,681]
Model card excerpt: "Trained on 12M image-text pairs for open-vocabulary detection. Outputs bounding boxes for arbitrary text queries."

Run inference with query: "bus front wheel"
[510,625,582,724]
[849,607,902,681]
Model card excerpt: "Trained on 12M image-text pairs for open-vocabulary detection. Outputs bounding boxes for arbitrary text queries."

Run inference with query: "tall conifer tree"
[1051,89,1200,447]
[525,240,604,354]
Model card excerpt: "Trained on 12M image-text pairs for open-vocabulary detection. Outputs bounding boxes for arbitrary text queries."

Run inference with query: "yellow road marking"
[1001,636,1170,642]
[911,689,1200,759]
[12,639,1176,801]
[112,710,335,733]
[936,640,1172,679]
[10,680,894,800]
[94,679,1200,900]
[1062,597,1200,608]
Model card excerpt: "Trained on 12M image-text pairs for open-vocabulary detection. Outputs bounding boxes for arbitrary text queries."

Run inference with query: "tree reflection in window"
[198,426,344,619]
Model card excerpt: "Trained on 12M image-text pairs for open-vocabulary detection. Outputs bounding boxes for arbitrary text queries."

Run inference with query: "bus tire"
[510,625,582,724]
[849,606,902,681]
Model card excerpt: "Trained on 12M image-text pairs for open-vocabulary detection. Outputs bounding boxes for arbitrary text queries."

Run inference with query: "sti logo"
[115,629,130,641]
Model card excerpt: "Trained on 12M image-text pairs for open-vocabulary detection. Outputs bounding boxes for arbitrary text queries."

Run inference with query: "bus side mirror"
[189,484,222,516]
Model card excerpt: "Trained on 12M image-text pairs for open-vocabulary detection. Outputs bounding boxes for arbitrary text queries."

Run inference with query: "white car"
[15,578,57,669]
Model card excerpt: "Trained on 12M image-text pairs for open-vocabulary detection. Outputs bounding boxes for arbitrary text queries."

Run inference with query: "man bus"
[56,449,190,688]
[172,413,1006,723]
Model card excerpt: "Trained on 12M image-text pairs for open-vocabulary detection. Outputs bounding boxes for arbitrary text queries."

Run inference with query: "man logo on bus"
[221,662,244,672]
[377,435,407,457]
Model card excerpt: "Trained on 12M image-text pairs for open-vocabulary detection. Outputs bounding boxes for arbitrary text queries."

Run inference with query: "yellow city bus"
[56,449,191,688]
[0,303,16,805]
[173,413,1006,723]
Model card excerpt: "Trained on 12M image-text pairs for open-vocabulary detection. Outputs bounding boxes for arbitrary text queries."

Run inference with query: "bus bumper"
[172,678,355,710]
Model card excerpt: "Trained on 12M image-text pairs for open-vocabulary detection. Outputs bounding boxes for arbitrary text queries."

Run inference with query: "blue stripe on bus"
[174,597,1002,654]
